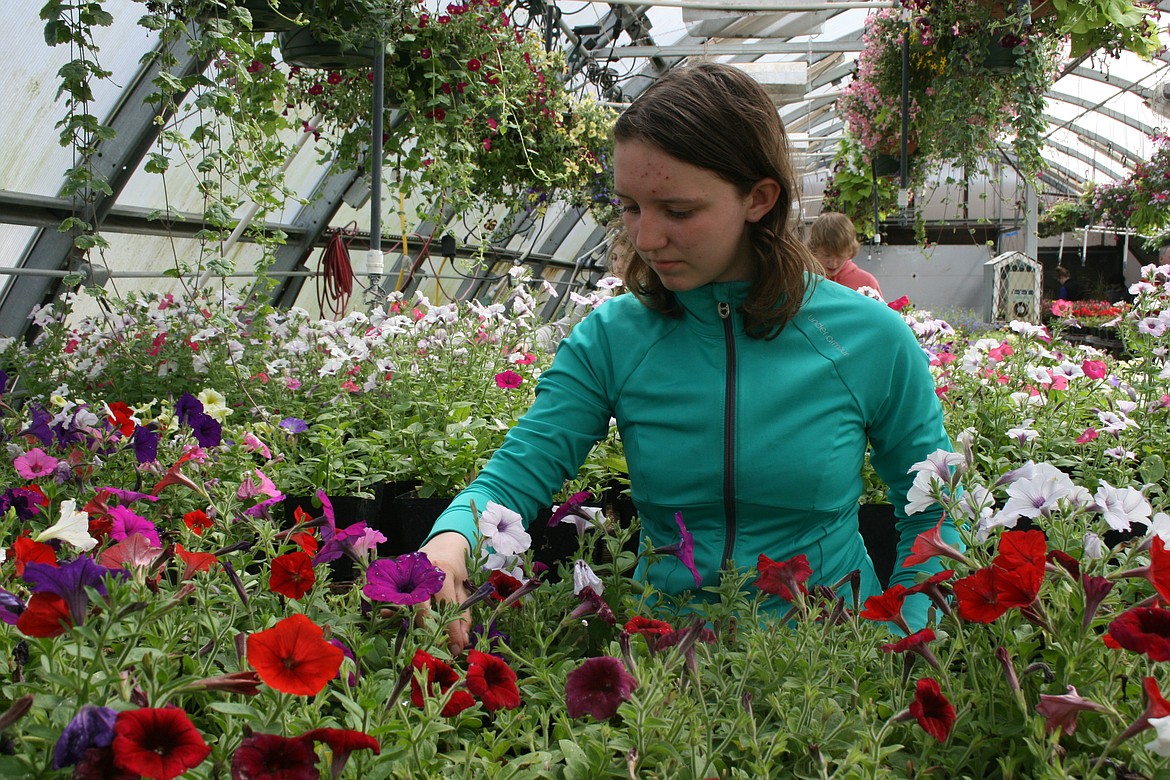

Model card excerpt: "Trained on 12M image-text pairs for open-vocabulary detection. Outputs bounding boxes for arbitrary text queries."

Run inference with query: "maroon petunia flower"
[230,732,318,780]
[565,656,638,721]
[907,677,955,742]
[1035,685,1107,736]
[881,628,940,669]
[465,649,521,712]
[300,728,380,779]
[1107,606,1170,661]
[112,707,211,779]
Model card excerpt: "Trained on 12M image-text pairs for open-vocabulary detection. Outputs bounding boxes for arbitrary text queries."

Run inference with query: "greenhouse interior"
[6,0,1170,777]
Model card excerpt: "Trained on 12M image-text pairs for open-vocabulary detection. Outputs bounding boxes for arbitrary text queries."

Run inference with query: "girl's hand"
[417,531,472,656]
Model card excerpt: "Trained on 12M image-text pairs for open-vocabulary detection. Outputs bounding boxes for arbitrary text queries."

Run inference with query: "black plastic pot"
[858,503,898,589]
[278,26,377,69]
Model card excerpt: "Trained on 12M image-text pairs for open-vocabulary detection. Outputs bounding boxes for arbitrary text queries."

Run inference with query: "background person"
[807,212,883,296]
[418,63,956,654]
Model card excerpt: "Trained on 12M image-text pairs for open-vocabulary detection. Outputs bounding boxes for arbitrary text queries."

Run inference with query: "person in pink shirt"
[808,212,883,297]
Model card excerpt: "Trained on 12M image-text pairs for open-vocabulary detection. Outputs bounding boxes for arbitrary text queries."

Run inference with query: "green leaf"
[208,701,261,717]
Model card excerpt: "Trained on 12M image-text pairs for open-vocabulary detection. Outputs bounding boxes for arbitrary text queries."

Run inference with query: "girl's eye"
[667,210,692,219]
[620,204,640,215]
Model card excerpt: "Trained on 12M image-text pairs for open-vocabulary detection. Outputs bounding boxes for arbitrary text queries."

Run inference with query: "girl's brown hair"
[613,62,818,339]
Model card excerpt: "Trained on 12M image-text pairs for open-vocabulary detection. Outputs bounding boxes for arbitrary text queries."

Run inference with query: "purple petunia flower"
[190,413,222,448]
[0,588,24,625]
[52,704,117,769]
[133,425,159,464]
[23,558,121,625]
[175,393,204,427]
[363,552,446,606]
[565,656,638,720]
[5,487,44,520]
[279,417,309,434]
[313,520,368,566]
[654,512,701,588]
[19,405,54,446]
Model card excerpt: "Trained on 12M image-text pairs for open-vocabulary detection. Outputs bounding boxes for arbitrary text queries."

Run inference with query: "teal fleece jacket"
[426,278,957,627]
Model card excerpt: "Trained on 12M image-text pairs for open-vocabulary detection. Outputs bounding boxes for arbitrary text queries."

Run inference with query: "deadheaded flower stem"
[995,646,1027,712]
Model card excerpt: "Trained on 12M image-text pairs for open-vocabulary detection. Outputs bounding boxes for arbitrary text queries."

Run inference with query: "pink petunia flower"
[14,449,59,480]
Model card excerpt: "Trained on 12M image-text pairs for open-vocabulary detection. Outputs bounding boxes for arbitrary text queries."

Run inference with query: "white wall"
[851,244,991,312]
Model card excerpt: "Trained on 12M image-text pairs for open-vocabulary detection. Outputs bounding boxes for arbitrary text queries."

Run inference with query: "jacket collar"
[674,282,751,337]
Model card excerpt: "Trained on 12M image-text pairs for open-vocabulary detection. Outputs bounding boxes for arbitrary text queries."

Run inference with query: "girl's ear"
[746,178,781,223]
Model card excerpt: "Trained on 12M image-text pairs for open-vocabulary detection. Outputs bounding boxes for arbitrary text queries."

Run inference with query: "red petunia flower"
[230,732,318,780]
[465,649,521,712]
[174,545,219,582]
[182,509,212,536]
[753,553,812,601]
[269,551,316,600]
[1150,536,1170,604]
[247,613,344,696]
[410,650,475,717]
[953,566,1011,623]
[901,515,970,568]
[908,677,955,742]
[107,401,136,438]
[995,530,1046,597]
[1107,606,1170,662]
[860,584,912,634]
[112,707,210,779]
[10,533,57,576]
[16,592,72,638]
[624,615,673,638]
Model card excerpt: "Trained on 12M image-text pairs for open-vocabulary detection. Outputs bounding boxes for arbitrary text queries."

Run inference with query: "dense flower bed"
[2,267,1170,776]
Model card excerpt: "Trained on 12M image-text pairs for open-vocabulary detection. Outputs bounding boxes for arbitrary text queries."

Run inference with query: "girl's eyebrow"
[613,191,704,206]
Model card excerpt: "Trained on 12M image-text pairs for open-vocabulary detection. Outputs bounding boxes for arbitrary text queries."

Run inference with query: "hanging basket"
[982,40,1024,74]
[237,0,303,32]
[278,27,377,69]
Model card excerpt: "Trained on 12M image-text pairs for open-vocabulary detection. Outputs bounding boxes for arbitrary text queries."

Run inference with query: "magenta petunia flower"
[653,512,701,588]
[363,553,446,606]
[14,448,59,480]
[565,656,638,721]
[494,370,523,389]
[109,505,162,548]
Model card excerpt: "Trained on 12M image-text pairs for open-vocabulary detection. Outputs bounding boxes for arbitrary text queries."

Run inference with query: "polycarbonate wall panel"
[65,233,270,322]
[0,2,158,196]
[0,225,39,302]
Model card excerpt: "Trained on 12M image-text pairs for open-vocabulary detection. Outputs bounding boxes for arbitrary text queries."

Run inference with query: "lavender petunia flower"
[478,501,531,556]
[279,417,309,434]
[565,656,638,720]
[363,552,446,606]
[23,557,121,625]
[52,704,117,769]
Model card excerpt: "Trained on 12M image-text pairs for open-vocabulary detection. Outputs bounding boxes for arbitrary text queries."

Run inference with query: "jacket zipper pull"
[718,301,731,319]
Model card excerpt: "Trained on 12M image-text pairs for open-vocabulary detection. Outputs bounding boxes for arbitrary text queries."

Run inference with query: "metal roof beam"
[600,39,864,57]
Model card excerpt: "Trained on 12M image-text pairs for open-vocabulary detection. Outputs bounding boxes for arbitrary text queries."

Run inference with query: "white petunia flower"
[1145,715,1170,757]
[573,560,604,597]
[35,499,98,552]
[478,501,532,556]
[1091,481,1151,532]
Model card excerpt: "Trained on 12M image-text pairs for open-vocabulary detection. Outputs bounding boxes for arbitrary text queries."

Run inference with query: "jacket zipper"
[718,301,737,569]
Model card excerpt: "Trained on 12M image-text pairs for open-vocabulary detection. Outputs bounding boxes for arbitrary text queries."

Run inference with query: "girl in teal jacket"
[421,63,958,652]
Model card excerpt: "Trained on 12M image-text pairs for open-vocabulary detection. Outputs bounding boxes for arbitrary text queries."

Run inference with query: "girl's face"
[614,139,779,292]
[818,253,849,275]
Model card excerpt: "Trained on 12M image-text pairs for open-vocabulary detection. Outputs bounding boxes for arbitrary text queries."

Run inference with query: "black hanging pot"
[982,38,1023,75]
[279,26,378,69]
[237,0,304,32]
